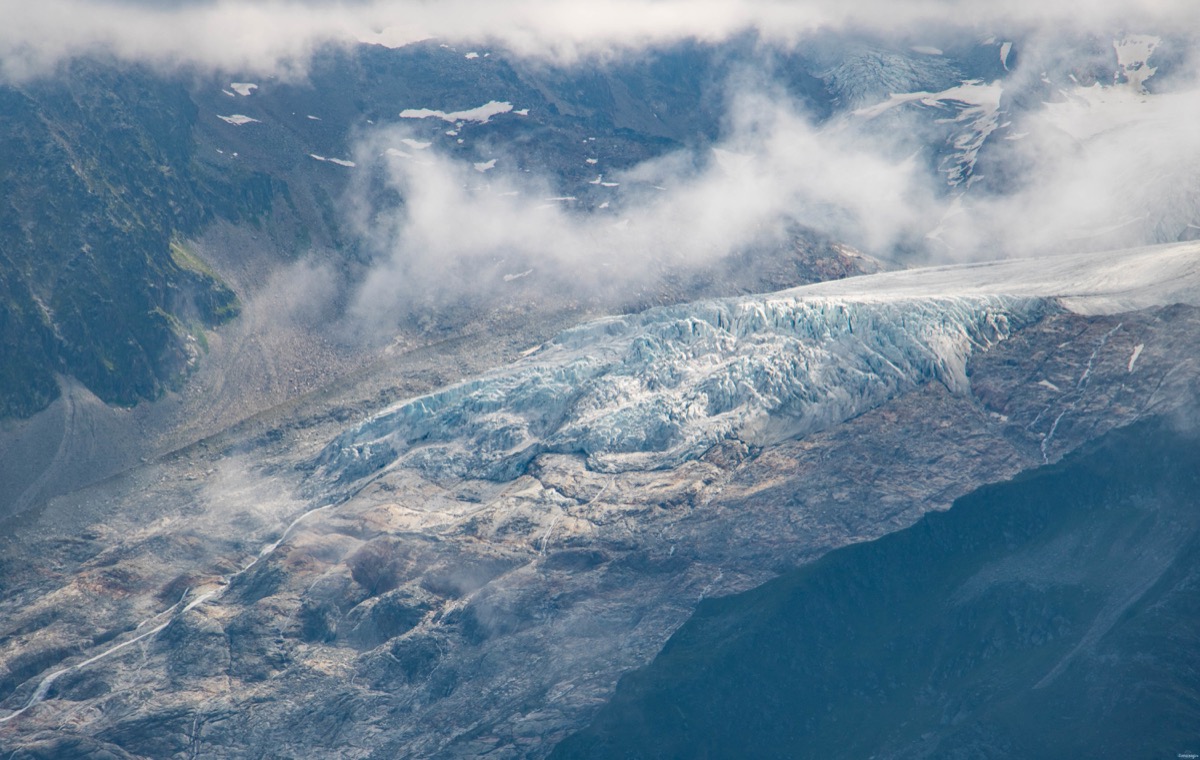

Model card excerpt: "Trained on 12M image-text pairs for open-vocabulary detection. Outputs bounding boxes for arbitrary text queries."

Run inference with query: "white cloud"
[3,0,1198,81]
[341,22,1200,321]
[347,86,935,321]
[6,0,1199,320]
[929,79,1200,260]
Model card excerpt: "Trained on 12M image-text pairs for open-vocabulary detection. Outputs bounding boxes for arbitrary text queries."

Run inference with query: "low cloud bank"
[346,29,1200,322]
[8,1,1199,327]
[346,85,936,324]
[4,0,1198,81]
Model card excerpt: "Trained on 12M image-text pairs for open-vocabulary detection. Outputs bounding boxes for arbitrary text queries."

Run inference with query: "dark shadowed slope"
[0,61,247,418]
[553,413,1200,760]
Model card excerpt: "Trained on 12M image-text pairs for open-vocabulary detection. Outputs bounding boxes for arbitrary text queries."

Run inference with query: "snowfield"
[792,242,1200,315]
[309,154,356,167]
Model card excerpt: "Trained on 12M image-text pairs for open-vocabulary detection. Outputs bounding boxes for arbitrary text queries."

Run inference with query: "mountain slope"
[0,61,246,418]
[552,415,1200,759]
[0,245,1196,758]
[1,21,1199,759]
[3,26,1183,422]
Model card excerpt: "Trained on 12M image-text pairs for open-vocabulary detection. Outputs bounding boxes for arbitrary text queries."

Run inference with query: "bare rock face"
[1,271,1198,757]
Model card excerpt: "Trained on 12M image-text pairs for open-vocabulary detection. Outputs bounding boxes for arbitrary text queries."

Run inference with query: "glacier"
[320,243,1200,485]
[319,294,1053,483]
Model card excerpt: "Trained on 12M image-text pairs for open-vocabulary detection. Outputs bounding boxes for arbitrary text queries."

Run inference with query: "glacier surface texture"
[321,294,1054,482]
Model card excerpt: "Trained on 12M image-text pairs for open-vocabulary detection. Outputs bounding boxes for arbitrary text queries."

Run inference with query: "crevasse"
[318,294,1054,482]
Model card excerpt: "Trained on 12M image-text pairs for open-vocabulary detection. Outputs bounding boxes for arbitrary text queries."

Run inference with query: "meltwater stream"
[0,503,334,724]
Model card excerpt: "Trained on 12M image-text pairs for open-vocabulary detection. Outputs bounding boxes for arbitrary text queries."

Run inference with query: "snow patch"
[400,101,514,124]
[503,269,533,281]
[854,80,1004,187]
[400,138,432,150]
[464,52,479,59]
[474,159,497,173]
[1113,34,1160,92]
[1000,41,1013,70]
[310,154,356,167]
[217,114,259,125]
[911,45,943,56]
[307,115,321,120]
[230,82,258,96]
[1127,343,1144,372]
